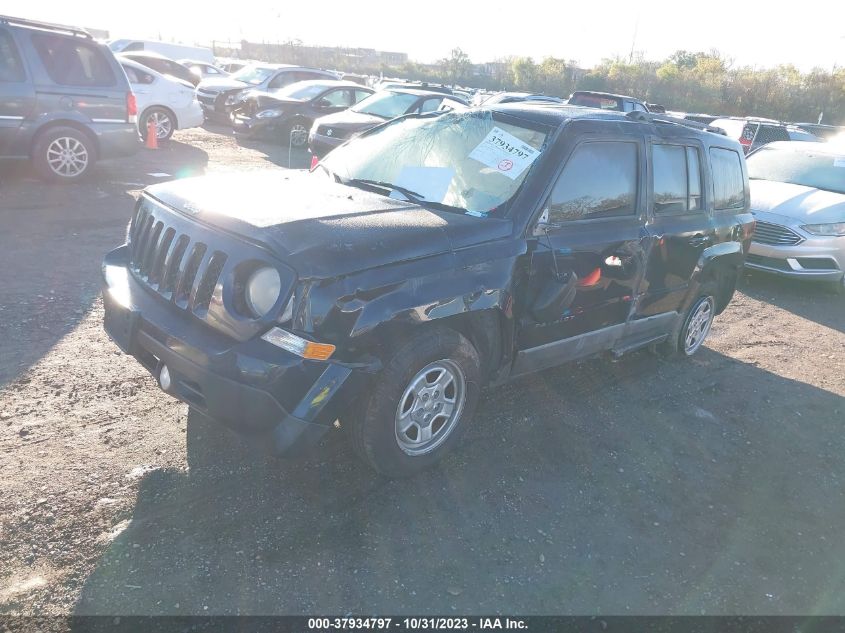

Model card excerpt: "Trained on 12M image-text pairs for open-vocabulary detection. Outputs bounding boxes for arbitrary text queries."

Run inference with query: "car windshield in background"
[351,91,420,118]
[321,110,549,215]
[747,146,845,194]
[231,66,274,85]
[273,83,332,101]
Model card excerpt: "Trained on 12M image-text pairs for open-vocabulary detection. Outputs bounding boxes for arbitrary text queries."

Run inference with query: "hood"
[145,171,511,279]
[314,109,386,134]
[197,77,248,93]
[750,179,845,224]
[240,91,304,108]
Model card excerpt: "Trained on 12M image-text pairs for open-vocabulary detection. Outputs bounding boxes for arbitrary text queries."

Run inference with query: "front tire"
[348,329,481,477]
[32,126,95,182]
[283,119,310,147]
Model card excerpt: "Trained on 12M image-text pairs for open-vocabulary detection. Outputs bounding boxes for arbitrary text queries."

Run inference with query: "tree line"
[220,42,845,124]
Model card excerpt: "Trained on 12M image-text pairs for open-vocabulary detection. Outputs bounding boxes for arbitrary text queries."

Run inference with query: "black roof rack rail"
[0,15,92,38]
[625,110,726,136]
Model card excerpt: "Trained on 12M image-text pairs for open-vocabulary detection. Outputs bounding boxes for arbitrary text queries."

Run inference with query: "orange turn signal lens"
[302,341,336,361]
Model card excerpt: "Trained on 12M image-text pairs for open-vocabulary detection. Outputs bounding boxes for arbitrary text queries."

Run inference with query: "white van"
[108,39,215,65]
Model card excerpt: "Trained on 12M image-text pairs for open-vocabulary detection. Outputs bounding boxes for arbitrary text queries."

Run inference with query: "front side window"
[353,89,372,103]
[419,98,443,113]
[548,141,638,222]
[0,31,25,82]
[710,147,745,210]
[652,144,704,214]
[321,110,549,216]
[32,33,115,87]
[320,89,352,107]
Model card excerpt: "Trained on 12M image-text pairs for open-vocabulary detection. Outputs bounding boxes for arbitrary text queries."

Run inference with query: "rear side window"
[548,141,639,222]
[122,64,154,85]
[0,31,26,82]
[756,124,790,145]
[32,33,115,87]
[652,144,704,214]
[710,148,745,210]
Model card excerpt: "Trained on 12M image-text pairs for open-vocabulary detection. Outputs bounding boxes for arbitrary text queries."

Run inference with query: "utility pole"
[628,13,640,64]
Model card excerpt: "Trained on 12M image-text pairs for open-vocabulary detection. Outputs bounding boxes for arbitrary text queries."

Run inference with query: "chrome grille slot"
[174,243,207,308]
[192,251,227,314]
[149,227,176,286]
[751,221,804,246]
[139,221,164,277]
[161,235,190,296]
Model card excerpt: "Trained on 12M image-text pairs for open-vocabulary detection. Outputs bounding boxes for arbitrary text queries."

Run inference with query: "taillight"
[127,92,137,123]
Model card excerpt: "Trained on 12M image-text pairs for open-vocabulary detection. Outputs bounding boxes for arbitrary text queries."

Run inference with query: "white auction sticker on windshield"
[469,126,540,180]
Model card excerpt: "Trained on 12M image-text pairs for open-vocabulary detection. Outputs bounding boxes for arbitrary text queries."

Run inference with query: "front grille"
[746,254,791,271]
[317,125,348,139]
[196,89,218,106]
[751,221,804,246]
[129,203,227,317]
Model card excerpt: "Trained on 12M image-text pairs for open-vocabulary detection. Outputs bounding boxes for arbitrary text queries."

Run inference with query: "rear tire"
[660,283,718,358]
[32,126,96,182]
[141,107,175,141]
[347,328,481,477]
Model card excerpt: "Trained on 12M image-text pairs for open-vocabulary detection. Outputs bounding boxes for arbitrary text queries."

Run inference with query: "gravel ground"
[1,126,844,616]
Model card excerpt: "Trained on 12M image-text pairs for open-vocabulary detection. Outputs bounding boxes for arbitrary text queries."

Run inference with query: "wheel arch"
[140,105,179,132]
[692,241,745,314]
[31,120,100,160]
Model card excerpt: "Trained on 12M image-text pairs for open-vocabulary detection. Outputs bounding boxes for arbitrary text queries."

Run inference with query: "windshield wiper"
[344,178,424,201]
[343,178,468,214]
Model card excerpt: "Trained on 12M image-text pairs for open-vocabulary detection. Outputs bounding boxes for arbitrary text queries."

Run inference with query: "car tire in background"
[282,118,311,148]
[32,126,96,183]
[141,107,176,142]
[347,328,482,477]
[660,283,718,358]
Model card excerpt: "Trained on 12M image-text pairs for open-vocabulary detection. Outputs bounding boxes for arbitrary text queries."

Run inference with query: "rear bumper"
[178,102,206,130]
[101,245,366,455]
[90,122,140,159]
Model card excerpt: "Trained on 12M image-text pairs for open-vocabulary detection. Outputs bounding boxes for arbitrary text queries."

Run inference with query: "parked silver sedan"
[745,141,845,292]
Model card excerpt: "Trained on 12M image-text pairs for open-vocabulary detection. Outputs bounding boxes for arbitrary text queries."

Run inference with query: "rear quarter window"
[31,33,115,87]
[710,147,745,211]
[0,30,26,82]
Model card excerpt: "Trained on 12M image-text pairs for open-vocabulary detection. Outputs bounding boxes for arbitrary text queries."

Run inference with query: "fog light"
[159,364,172,391]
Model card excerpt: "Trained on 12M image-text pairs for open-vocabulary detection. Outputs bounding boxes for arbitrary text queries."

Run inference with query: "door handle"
[688,234,711,247]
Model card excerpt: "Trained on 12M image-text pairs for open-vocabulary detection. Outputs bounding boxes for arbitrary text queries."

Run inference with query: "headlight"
[801,222,845,236]
[245,267,281,318]
[225,92,243,105]
[256,109,283,119]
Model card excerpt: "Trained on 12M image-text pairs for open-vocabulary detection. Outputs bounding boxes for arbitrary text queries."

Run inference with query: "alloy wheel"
[394,359,466,456]
[46,136,89,178]
[684,296,714,355]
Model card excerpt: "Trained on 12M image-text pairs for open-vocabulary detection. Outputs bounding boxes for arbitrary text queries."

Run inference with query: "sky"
[8,0,845,71]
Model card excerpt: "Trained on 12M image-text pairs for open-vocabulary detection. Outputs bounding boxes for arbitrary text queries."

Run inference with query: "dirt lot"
[1,125,844,616]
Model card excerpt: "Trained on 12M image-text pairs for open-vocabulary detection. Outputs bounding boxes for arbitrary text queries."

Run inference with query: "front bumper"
[308,132,344,158]
[746,236,845,282]
[101,245,364,456]
[231,114,276,137]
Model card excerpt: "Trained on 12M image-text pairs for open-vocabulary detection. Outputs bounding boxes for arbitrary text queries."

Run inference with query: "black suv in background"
[0,15,138,181]
[102,106,753,477]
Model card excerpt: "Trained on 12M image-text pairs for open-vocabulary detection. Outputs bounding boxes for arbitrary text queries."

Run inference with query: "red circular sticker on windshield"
[498,159,513,172]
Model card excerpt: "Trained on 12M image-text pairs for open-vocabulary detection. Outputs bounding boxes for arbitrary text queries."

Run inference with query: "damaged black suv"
[102,105,754,477]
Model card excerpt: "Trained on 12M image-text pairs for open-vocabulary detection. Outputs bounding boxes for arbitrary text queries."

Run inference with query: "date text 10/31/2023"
[307,617,528,630]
